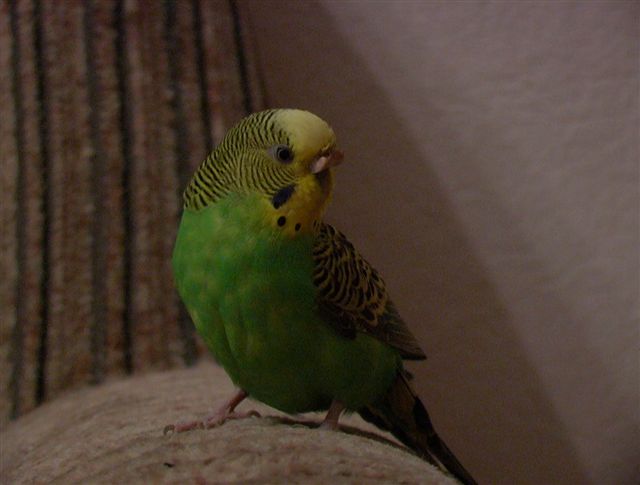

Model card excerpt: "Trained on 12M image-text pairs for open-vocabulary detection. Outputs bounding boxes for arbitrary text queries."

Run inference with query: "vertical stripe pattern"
[0,0,260,428]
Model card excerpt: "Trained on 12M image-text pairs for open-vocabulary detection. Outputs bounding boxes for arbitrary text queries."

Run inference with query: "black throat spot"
[272,184,296,209]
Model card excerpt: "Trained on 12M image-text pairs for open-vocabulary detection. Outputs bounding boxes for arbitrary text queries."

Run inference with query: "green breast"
[172,193,399,413]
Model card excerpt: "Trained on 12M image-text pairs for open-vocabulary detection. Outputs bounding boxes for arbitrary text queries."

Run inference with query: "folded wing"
[312,223,426,360]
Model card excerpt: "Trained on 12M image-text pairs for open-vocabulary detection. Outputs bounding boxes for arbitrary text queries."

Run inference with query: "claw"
[203,409,261,429]
[163,389,257,435]
[163,420,204,435]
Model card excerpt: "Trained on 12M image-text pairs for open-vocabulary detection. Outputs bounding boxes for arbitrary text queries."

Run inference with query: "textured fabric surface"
[0,362,456,485]
[0,0,260,427]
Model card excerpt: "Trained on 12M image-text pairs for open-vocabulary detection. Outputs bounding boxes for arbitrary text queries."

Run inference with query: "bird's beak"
[310,149,344,174]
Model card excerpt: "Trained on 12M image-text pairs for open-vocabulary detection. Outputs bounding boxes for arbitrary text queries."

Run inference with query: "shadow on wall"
[240,1,603,483]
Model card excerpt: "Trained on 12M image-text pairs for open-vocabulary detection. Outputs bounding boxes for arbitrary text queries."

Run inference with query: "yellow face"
[183,109,343,236]
[274,110,338,174]
[258,110,344,237]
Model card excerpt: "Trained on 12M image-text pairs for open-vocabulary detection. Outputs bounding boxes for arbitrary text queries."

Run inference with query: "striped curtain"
[0,0,262,428]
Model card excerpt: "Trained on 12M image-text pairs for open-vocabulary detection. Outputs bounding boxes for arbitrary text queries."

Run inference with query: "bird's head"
[184,109,343,236]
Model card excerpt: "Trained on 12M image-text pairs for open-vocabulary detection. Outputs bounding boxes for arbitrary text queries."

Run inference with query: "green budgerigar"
[170,109,476,484]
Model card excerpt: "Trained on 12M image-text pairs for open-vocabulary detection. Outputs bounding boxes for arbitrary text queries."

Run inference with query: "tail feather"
[359,373,477,485]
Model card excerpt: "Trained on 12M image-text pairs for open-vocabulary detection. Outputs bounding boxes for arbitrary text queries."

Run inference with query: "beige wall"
[241,1,639,484]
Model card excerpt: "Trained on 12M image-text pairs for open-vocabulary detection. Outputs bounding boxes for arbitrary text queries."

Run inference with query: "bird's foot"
[204,408,261,428]
[163,419,203,434]
[163,408,261,434]
[163,389,257,435]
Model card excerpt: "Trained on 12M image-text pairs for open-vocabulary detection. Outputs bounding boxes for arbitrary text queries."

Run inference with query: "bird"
[168,108,477,484]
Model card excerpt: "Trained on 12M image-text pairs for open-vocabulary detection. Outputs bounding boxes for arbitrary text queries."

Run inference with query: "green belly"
[172,194,399,413]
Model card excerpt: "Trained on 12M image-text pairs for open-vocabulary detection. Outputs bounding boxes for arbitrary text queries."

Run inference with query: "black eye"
[271,145,294,163]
